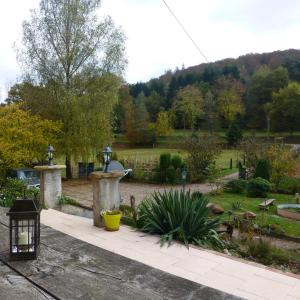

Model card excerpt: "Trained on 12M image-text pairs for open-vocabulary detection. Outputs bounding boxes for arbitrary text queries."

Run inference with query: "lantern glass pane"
[12,218,36,253]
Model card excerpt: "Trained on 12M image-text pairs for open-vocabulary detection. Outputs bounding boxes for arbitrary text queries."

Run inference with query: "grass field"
[114,130,300,147]
[115,148,239,172]
[209,192,300,238]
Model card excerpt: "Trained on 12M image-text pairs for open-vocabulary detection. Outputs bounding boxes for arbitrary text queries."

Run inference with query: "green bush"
[246,177,271,198]
[58,194,81,207]
[276,177,300,194]
[138,190,223,249]
[159,153,171,170]
[166,166,176,184]
[254,159,271,181]
[171,155,182,169]
[247,238,272,264]
[184,134,221,182]
[224,179,246,193]
[0,179,26,207]
[226,123,243,146]
[158,153,183,184]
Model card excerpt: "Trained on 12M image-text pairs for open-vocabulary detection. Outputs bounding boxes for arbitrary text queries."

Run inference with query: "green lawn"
[115,148,239,172]
[209,192,300,238]
[114,130,300,146]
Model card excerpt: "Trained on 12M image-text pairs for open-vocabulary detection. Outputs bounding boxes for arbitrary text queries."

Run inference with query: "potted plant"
[101,209,122,231]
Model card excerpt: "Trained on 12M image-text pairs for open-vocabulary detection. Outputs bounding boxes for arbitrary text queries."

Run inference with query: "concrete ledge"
[34,165,66,171]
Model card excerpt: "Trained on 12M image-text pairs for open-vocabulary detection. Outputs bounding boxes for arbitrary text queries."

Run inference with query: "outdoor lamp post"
[181,169,187,193]
[47,145,55,166]
[6,199,40,261]
[103,146,112,173]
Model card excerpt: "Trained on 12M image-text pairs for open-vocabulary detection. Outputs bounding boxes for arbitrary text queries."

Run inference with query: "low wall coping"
[34,165,66,171]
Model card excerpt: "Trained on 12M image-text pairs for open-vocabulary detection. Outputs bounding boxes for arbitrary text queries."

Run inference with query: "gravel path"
[62,173,238,207]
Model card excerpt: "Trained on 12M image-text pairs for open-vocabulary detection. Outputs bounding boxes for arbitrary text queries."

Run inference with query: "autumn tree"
[18,0,126,178]
[145,91,165,122]
[270,82,300,134]
[114,85,133,133]
[173,85,204,130]
[153,111,173,137]
[124,93,155,145]
[6,82,58,119]
[203,90,218,133]
[0,105,62,175]
[266,144,296,189]
[217,77,245,125]
[246,66,288,128]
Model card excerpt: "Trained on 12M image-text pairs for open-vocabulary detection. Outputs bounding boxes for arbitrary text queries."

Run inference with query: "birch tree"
[18,0,127,177]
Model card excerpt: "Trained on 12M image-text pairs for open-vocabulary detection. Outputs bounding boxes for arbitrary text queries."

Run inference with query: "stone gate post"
[90,171,123,227]
[34,165,66,209]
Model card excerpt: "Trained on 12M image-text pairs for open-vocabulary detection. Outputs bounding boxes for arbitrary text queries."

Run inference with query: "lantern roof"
[7,199,39,215]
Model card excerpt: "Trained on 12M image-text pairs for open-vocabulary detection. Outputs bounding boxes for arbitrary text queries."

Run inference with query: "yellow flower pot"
[103,212,122,231]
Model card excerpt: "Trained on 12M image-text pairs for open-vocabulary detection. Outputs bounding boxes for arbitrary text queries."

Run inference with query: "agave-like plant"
[138,190,224,249]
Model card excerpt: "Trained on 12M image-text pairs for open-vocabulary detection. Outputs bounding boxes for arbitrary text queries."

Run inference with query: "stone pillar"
[34,165,66,209]
[90,171,123,227]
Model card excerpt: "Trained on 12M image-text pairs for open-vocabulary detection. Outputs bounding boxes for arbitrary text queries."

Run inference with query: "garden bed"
[209,192,300,238]
[277,204,300,221]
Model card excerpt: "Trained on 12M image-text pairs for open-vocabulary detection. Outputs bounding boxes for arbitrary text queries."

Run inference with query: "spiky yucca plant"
[138,190,223,249]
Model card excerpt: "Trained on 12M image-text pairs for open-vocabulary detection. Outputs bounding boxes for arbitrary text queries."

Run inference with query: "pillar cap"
[90,171,123,180]
[34,165,66,171]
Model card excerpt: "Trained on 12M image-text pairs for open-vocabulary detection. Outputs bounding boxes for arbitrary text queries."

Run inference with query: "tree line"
[115,49,300,144]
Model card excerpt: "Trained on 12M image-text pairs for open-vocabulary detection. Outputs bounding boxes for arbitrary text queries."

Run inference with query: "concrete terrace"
[40,209,300,300]
[0,208,240,300]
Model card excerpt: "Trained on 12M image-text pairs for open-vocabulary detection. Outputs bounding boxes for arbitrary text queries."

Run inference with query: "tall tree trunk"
[66,155,72,179]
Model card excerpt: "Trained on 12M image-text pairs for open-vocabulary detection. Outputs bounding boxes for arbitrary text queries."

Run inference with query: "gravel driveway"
[62,173,237,208]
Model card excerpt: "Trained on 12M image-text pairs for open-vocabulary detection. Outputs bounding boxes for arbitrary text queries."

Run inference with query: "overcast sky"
[0,0,299,101]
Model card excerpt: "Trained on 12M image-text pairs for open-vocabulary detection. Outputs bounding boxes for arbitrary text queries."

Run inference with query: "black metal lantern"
[6,199,40,261]
[47,145,55,166]
[102,146,112,173]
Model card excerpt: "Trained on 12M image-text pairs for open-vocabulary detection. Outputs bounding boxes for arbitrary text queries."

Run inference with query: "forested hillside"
[115,49,300,143]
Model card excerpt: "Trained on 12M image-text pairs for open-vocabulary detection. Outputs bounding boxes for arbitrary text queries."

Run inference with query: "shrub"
[184,134,221,182]
[138,190,223,249]
[0,178,40,208]
[158,153,183,184]
[166,166,176,184]
[159,153,171,170]
[246,177,271,198]
[247,238,272,264]
[58,194,81,207]
[266,144,297,189]
[276,177,300,194]
[224,179,246,193]
[239,137,270,170]
[231,200,242,211]
[226,123,243,146]
[254,159,271,181]
[171,155,183,169]
[0,178,26,207]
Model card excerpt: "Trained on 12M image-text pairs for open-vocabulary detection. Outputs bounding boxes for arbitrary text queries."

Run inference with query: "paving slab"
[39,209,300,300]
[0,208,241,300]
